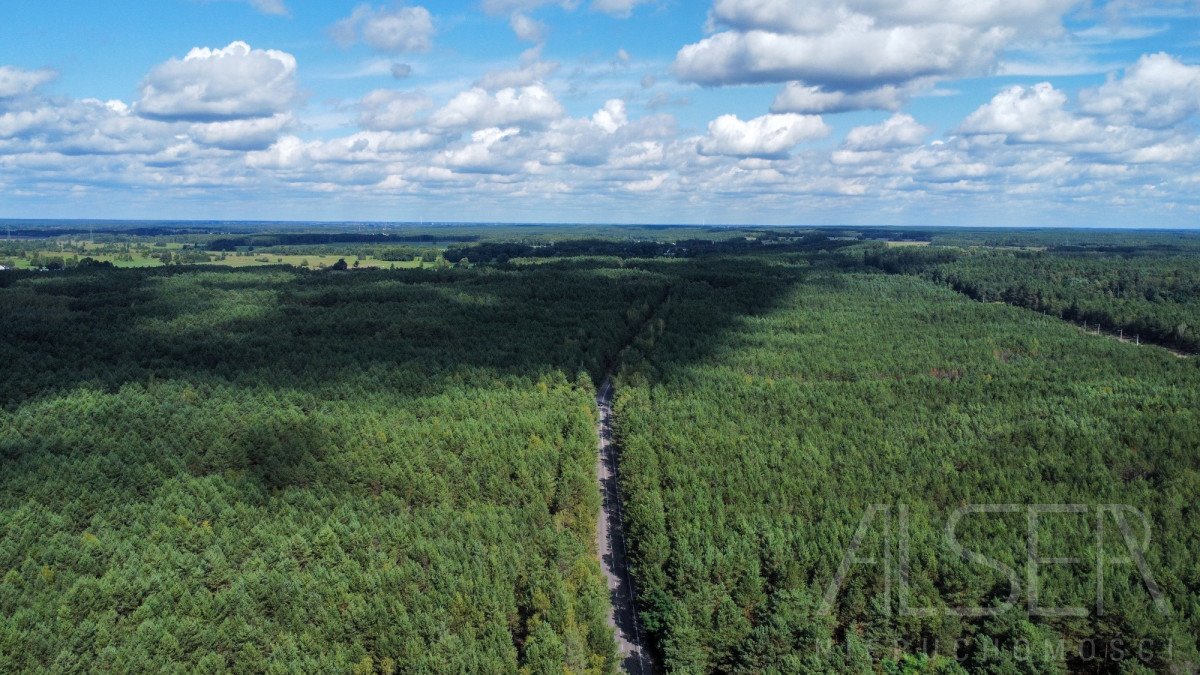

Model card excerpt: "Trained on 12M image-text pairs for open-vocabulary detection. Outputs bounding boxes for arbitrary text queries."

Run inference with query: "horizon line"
[3,218,1200,232]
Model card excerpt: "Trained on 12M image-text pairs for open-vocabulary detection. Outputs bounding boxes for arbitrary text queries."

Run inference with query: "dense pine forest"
[0,264,675,672]
[612,256,1200,672]
[2,224,1199,673]
[856,245,1200,353]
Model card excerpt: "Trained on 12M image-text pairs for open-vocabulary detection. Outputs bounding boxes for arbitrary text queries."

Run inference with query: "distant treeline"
[1,226,236,238]
[1048,244,1199,254]
[850,229,936,242]
[445,233,849,263]
[446,240,673,262]
[205,233,480,251]
[929,228,1200,251]
[854,245,1200,352]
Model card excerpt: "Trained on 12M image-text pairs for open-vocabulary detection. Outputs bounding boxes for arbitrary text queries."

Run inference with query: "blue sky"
[1,0,1198,226]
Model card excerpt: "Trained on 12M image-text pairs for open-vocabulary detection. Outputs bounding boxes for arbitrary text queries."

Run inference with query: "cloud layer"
[1,1,1199,225]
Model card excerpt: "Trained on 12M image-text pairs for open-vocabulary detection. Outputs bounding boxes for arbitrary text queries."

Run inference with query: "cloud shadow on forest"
[0,255,812,496]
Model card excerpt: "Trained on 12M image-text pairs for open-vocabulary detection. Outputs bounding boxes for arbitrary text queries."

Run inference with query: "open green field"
[199,254,425,270]
[1,252,427,271]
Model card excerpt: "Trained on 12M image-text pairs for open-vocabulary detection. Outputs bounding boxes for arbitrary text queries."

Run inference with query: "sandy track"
[595,378,656,674]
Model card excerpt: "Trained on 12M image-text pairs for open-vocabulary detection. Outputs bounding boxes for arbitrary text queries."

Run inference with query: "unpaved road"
[595,378,656,674]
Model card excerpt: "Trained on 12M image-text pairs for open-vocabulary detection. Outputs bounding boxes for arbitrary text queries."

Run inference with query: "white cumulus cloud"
[332,4,435,54]
[843,113,929,151]
[590,0,652,18]
[431,85,564,129]
[189,114,294,151]
[676,0,1082,112]
[481,0,649,18]
[246,0,289,16]
[510,13,547,42]
[771,82,911,114]
[0,66,57,99]
[708,0,1079,33]
[358,89,434,130]
[675,21,1007,89]
[959,82,1101,144]
[137,41,298,122]
[439,126,523,173]
[592,99,628,133]
[698,113,830,158]
[475,58,560,91]
[1080,53,1200,129]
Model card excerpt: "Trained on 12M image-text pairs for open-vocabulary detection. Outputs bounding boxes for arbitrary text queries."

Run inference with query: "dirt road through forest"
[595,378,655,674]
